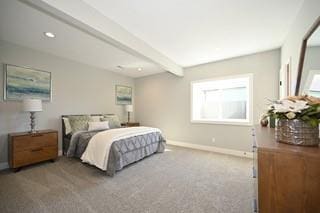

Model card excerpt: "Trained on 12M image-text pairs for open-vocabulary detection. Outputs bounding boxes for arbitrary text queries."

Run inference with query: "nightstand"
[121,122,140,127]
[8,130,58,172]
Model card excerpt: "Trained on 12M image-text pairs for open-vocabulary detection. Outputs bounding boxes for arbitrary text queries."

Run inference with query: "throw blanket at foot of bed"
[81,127,165,175]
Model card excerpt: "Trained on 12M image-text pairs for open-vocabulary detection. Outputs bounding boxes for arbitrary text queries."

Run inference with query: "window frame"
[190,73,253,126]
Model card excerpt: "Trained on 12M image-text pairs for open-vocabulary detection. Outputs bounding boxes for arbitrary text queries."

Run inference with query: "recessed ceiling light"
[44,32,55,38]
[137,67,143,71]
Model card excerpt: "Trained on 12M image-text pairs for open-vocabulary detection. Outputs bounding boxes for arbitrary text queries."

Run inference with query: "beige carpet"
[0,145,253,213]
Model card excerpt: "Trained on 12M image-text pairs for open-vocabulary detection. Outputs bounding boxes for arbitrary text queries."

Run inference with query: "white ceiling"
[0,0,304,78]
[0,0,164,78]
[82,0,303,67]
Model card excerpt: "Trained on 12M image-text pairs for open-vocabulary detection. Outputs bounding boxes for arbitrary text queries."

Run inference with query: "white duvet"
[81,126,161,171]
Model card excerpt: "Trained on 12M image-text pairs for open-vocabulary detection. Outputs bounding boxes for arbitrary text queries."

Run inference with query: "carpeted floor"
[0,145,253,213]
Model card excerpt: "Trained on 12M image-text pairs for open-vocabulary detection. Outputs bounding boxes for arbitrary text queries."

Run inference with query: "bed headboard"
[61,113,114,155]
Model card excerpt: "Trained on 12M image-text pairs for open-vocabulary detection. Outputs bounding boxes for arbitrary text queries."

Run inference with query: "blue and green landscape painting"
[6,65,51,101]
[116,85,132,105]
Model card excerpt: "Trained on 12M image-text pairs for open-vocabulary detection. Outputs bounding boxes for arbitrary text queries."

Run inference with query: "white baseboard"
[167,140,253,159]
[0,162,9,170]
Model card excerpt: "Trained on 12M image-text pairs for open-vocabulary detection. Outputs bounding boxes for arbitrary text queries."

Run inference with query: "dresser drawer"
[251,128,257,152]
[13,132,57,152]
[12,146,57,168]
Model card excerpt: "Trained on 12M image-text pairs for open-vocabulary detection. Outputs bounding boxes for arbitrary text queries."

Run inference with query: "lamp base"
[29,112,36,133]
[128,112,131,123]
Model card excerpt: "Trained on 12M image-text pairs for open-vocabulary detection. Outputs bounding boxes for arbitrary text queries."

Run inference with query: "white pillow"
[88,121,110,131]
[63,118,72,135]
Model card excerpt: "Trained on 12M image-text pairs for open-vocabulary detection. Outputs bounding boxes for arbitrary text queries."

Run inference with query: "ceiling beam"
[23,0,183,76]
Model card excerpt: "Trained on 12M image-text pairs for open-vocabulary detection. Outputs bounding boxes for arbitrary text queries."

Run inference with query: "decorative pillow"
[63,117,72,135]
[68,115,92,133]
[101,115,121,129]
[91,115,103,122]
[88,121,109,131]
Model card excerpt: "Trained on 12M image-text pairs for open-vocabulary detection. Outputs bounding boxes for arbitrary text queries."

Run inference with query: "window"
[191,74,253,125]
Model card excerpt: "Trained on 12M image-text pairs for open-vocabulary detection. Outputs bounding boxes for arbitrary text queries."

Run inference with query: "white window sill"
[190,119,253,126]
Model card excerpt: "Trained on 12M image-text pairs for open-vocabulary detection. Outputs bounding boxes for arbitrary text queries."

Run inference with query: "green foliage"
[268,103,320,128]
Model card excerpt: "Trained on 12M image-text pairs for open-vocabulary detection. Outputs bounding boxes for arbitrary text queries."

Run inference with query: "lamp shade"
[125,105,133,112]
[23,99,42,112]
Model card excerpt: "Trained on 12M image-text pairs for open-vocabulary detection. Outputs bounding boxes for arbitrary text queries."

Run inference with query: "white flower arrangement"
[267,96,320,127]
[272,100,309,119]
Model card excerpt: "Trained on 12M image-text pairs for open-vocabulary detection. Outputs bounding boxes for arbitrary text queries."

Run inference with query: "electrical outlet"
[211,138,215,143]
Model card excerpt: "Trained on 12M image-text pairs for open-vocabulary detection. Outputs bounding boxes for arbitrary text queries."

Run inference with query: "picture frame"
[4,64,52,101]
[116,85,132,105]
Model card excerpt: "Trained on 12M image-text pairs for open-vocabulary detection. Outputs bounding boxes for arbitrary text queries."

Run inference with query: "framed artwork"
[116,85,132,105]
[4,64,52,101]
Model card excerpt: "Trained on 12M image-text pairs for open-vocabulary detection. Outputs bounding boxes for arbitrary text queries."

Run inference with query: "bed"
[62,114,166,176]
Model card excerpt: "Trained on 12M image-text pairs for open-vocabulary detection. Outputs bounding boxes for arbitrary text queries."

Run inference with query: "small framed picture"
[116,85,132,105]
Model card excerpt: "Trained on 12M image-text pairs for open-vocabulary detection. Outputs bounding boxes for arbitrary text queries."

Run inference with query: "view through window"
[191,74,252,125]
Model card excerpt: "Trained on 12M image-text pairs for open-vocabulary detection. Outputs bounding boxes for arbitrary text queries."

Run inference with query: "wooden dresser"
[8,130,58,171]
[252,126,320,213]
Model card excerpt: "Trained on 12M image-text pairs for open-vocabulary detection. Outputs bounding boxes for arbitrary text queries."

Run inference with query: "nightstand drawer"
[13,132,57,152]
[12,146,58,168]
[9,130,58,170]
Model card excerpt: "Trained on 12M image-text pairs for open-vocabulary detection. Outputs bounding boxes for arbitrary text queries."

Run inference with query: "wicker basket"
[275,119,320,146]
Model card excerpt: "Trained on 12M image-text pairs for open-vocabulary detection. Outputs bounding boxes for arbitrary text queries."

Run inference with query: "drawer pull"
[31,148,43,152]
[31,134,44,137]
[251,128,256,136]
[252,137,257,148]
[253,167,257,178]
[253,198,258,212]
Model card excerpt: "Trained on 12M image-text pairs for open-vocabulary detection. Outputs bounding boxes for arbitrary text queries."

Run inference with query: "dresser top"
[9,129,58,137]
[254,125,320,158]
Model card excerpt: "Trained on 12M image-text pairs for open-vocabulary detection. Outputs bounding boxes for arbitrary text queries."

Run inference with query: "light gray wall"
[135,49,280,152]
[281,0,320,94]
[0,41,134,164]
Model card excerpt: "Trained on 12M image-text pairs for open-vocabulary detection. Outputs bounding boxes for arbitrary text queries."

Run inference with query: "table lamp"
[23,99,42,133]
[125,105,133,123]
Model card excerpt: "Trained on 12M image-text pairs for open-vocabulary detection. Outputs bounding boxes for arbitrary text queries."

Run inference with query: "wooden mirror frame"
[295,16,320,95]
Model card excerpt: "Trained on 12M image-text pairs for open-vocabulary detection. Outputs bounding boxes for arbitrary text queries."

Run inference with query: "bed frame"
[61,114,114,155]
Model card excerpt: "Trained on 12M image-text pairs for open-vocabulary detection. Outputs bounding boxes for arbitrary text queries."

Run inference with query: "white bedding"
[80,126,161,171]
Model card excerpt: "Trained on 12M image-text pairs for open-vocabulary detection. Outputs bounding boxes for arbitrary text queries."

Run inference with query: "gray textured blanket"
[67,129,165,176]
